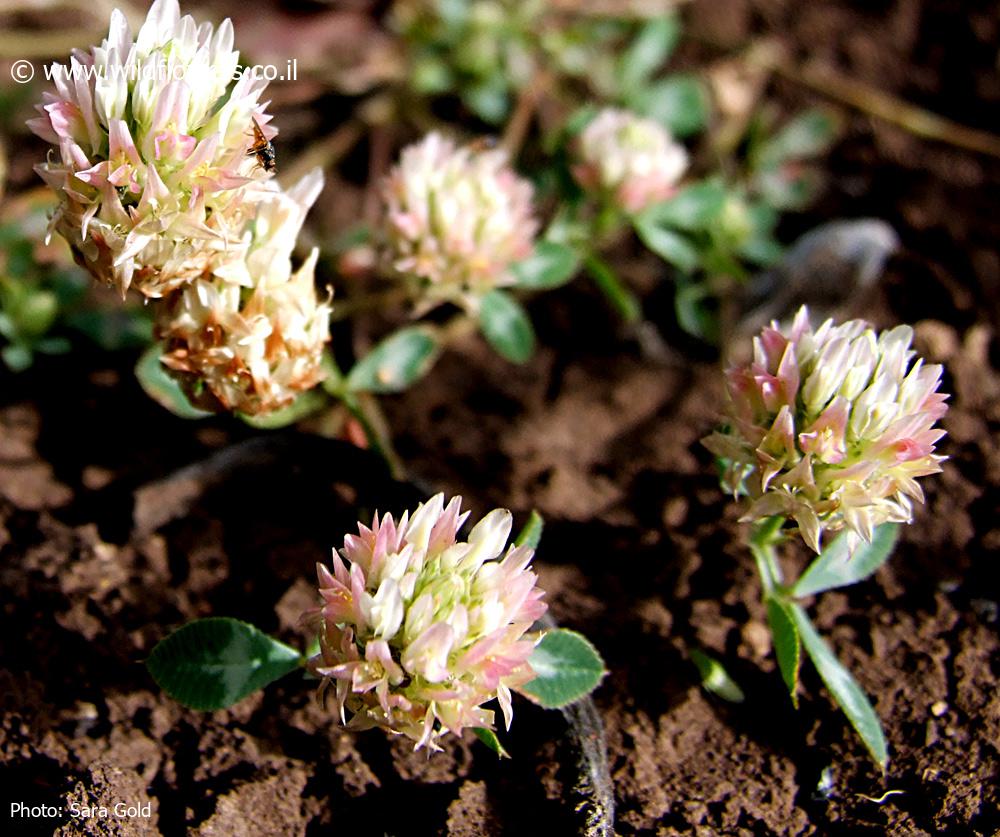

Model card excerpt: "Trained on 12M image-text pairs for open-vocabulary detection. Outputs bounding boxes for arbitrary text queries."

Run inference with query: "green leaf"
[521,629,606,709]
[767,597,801,707]
[585,254,641,323]
[472,727,510,759]
[759,109,840,168]
[17,289,59,337]
[616,15,681,93]
[514,510,544,549]
[463,77,510,125]
[675,281,719,343]
[633,217,699,272]
[135,343,214,420]
[147,617,303,711]
[754,166,825,211]
[346,327,442,393]
[629,74,708,137]
[738,236,785,268]
[238,388,328,429]
[644,181,727,231]
[35,336,72,355]
[563,105,599,138]
[791,604,888,770]
[511,241,581,290]
[410,54,455,95]
[1,342,33,372]
[793,524,900,599]
[478,290,536,364]
[689,648,745,703]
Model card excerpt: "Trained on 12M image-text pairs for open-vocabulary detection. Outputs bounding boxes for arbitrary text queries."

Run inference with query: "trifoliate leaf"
[616,15,681,93]
[346,327,442,394]
[633,217,699,273]
[791,604,888,770]
[135,343,213,419]
[239,388,328,429]
[644,181,727,231]
[479,290,536,364]
[511,241,581,290]
[690,648,745,703]
[472,727,510,759]
[147,618,303,711]
[758,108,841,168]
[793,524,900,598]
[629,74,709,137]
[514,510,544,549]
[767,597,801,706]
[521,629,606,709]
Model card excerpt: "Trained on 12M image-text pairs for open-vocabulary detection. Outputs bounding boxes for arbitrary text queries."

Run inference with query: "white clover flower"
[29,0,276,298]
[574,108,689,214]
[156,171,331,415]
[382,133,537,310]
[305,494,547,752]
[703,307,949,553]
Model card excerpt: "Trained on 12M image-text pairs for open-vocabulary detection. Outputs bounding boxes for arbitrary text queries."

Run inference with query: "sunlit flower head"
[703,307,948,553]
[305,494,547,751]
[573,108,689,214]
[156,171,331,415]
[381,133,537,310]
[29,0,276,298]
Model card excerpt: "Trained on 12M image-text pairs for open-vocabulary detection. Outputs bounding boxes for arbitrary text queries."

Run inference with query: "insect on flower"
[248,118,276,173]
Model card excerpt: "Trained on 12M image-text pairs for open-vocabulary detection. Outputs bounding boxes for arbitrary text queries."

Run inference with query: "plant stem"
[748,515,785,596]
[342,391,404,479]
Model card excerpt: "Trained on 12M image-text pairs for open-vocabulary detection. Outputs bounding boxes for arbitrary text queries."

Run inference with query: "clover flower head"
[382,133,537,309]
[573,108,689,214]
[29,0,276,298]
[156,171,331,415]
[305,494,547,751]
[703,307,948,553]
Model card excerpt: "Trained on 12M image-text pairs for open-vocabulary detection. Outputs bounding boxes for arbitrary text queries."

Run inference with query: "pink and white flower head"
[703,307,948,553]
[156,171,331,415]
[382,133,537,310]
[29,0,277,298]
[573,108,689,214]
[305,494,548,752]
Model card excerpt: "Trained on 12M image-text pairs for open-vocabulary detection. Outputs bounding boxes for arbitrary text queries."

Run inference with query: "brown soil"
[3,0,1000,834]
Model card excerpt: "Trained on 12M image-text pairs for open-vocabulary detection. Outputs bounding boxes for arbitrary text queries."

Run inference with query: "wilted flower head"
[703,307,948,553]
[156,171,331,415]
[29,0,275,298]
[574,108,689,214]
[306,494,547,751]
[382,133,537,309]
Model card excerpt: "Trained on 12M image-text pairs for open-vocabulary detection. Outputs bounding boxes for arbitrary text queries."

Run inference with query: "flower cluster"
[381,133,537,310]
[156,172,331,414]
[703,307,948,552]
[305,494,547,751]
[29,0,273,298]
[29,0,330,415]
[573,108,689,214]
